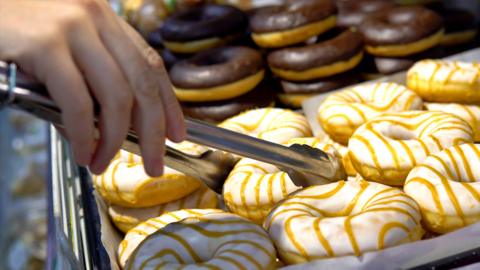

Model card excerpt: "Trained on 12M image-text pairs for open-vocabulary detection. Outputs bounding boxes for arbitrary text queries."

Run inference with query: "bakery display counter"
[46,48,480,270]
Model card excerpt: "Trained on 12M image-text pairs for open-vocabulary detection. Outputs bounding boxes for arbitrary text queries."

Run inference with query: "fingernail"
[172,126,186,143]
[146,157,164,177]
[89,160,108,175]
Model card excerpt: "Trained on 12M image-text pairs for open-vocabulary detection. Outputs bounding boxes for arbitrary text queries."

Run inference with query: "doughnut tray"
[47,48,480,270]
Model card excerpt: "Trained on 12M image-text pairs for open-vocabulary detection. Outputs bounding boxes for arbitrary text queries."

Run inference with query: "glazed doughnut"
[118,209,223,268]
[94,148,203,208]
[322,136,356,176]
[267,30,363,81]
[318,82,423,145]
[249,0,337,48]
[181,78,276,123]
[170,46,265,102]
[404,143,480,234]
[336,0,394,29]
[123,0,209,37]
[109,187,218,233]
[359,7,444,57]
[407,60,480,104]
[125,211,277,270]
[265,180,424,264]
[217,0,284,10]
[425,103,480,142]
[438,8,477,47]
[219,108,312,144]
[223,137,341,223]
[349,111,474,186]
[366,46,445,75]
[278,71,360,108]
[160,4,247,53]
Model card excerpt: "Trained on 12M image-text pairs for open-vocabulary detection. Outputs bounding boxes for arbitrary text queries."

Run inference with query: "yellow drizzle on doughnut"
[378,222,409,249]
[313,218,334,256]
[285,214,311,259]
[349,111,473,186]
[406,177,444,216]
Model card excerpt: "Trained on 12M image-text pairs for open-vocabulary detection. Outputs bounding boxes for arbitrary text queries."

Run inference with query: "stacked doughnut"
[248,0,365,108]
[93,143,218,233]
[357,5,445,78]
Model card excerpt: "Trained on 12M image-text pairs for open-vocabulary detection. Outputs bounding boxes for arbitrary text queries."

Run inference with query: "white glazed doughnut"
[322,136,356,176]
[425,103,480,142]
[118,209,223,268]
[109,187,218,233]
[405,143,480,234]
[94,148,203,208]
[223,137,341,224]
[125,212,277,270]
[407,60,480,104]
[264,180,424,264]
[349,111,473,186]
[219,108,312,144]
[318,82,423,144]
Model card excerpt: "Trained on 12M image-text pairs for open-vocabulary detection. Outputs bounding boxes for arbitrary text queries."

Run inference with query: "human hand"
[0,0,186,176]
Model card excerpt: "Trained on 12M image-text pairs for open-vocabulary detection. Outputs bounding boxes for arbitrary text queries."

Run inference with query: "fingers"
[33,43,95,166]
[82,2,185,175]
[119,20,186,142]
[67,18,133,174]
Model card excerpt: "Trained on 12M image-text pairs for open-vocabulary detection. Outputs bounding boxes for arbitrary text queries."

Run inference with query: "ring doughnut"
[404,143,480,234]
[125,211,277,270]
[264,180,424,264]
[223,137,341,223]
[267,30,363,81]
[109,187,218,233]
[170,46,265,102]
[278,71,360,108]
[318,82,423,145]
[425,103,480,142]
[249,0,337,48]
[349,111,474,186]
[438,8,477,47]
[118,209,223,268]
[160,4,247,53]
[181,78,276,123]
[94,148,203,208]
[359,6,444,57]
[322,136,356,176]
[336,0,394,29]
[407,60,480,104]
[219,108,312,144]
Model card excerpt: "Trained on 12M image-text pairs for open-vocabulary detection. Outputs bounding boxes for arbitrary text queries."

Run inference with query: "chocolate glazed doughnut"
[170,46,265,102]
[359,6,444,57]
[267,29,363,81]
[160,4,247,53]
[249,0,337,48]
[278,71,360,108]
[336,0,394,29]
[181,79,276,123]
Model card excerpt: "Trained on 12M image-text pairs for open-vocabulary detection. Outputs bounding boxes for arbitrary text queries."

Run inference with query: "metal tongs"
[0,62,346,193]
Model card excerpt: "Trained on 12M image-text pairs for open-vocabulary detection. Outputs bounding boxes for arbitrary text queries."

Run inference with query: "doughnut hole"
[405,143,480,234]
